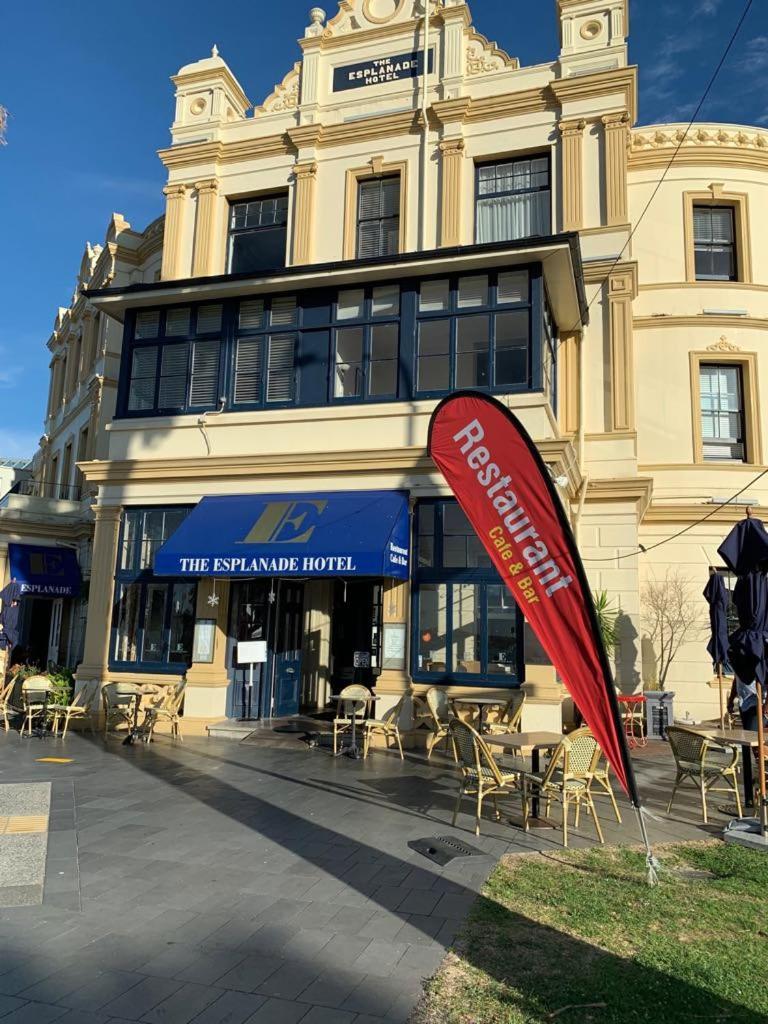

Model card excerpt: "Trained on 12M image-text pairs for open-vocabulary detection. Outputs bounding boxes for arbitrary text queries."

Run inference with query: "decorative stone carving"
[305,7,326,36]
[632,124,768,152]
[707,336,741,353]
[465,30,518,75]
[258,63,302,115]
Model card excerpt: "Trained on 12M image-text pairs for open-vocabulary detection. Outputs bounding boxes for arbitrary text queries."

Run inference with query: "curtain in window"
[476,191,550,243]
[700,364,745,461]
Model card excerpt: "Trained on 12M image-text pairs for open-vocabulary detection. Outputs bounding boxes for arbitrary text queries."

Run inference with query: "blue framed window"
[111,507,196,673]
[476,154,551,244]
[228,194,289,275]
[117,264,555,418]
[415,270,532,397]
[411,499,523,686]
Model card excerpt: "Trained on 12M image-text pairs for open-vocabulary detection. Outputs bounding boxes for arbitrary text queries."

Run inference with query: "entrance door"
[331,580,383,692]
[271,582,304,718]
[47,598,63,667]
[228,581,271,720]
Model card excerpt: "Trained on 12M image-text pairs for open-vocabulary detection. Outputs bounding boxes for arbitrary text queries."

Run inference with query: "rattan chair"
[19,676,54,737]
[424,686,454,759]
[0,673,19,733]
[50,683,98,738]
[666,726,742,823]
[362,695,405,759]
[519,727,604,847]
[102,682,139,738]
[333,685,371,755]
[144,680,186,742]
[449,719,520,836]
[485,692,527,735]
[588,749,623,823]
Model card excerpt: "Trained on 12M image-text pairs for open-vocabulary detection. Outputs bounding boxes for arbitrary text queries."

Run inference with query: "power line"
[582,467,768,563]
[559,0,754,341]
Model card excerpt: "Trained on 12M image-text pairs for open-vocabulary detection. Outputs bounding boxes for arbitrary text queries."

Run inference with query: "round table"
[451,696,507,734]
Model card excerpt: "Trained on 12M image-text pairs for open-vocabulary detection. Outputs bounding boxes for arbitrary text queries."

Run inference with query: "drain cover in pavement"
[409,835,487,866]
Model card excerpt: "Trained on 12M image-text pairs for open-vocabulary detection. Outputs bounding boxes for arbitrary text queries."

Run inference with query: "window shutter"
[135,311,160,339]
[381,177,400,218]
[266,335,295,403]
[234,337,263,404]
[270,296,298,326]
[128,347,158,411]
[196,305,223,334]
[239,299,264,330]
[693,207,712,244]
[165,308,191,337]
[189,340,221,407]
[158,345,188,408]
[358,180,383,220]
[357,222,382,260]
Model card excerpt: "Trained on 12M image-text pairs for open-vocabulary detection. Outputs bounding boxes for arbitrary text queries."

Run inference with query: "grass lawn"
[413,842,768,1024]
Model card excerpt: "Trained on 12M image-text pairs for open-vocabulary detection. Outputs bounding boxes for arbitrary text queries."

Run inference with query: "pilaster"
[76,505,122,683]
[377,577,411,697]
[438,139,465,248]
[602,111,630,226]
[161,184,188,281]
[560,331,581,436]
[607,264,638,432]
[292,161,319,266]
[185,578,231,688]
[192,179,220,278]
[559,119,586,231]
[79,313,94,383]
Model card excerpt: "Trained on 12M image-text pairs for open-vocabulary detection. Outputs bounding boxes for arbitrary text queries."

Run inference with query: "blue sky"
[0,0,764,459]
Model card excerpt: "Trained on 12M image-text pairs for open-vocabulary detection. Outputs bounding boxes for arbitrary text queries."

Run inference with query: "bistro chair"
[449,719,520,836]
[485,692,526,736]
[587,749,623,824]
[362,694,405,760]
[333,685,371,755]
[424,686,454,760]
[102,682,139,738]
[50,682,98,738]
[19,676,54,737]
[0,673,20,733]
[144,679,187,742]
[666,726,742,824]
[519,727,605,848]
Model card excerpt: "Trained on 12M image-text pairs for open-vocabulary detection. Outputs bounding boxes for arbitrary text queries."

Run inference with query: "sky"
[0,0,765,460]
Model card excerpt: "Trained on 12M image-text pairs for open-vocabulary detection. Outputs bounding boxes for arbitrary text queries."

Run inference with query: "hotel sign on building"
[333,49,434,91]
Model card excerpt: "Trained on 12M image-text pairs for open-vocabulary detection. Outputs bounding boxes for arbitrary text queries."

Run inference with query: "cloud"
[742,36,768,73]
[642,31,706,103]
[696,0,722,13]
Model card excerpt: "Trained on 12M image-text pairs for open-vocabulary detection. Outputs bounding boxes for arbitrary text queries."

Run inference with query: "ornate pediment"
[310,0,439,37]
[706,336,741,353]
[465,29,518,75]
[257,63,302,115]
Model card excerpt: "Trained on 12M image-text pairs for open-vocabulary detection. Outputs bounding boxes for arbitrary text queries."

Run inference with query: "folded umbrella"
[717,515,768,577]
[728,571,768,687]
[0,581,22,652]
[704,571,730,669]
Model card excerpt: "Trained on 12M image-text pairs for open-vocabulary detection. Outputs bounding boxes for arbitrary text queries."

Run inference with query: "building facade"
[56,0,768,732]
[0,214,163,672]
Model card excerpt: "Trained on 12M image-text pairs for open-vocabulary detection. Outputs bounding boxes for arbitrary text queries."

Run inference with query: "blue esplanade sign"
[154,491,411,580]
[8,543,82,598]
[333,48,434,92]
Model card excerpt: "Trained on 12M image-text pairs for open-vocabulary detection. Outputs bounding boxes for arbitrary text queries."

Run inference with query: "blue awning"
[8,544,82,598]
[154,490,410,579]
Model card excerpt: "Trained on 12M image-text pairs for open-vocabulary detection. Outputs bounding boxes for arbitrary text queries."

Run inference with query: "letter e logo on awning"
[241,500,329,545]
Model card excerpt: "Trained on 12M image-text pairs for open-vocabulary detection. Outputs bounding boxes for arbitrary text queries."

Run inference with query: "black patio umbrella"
[704,570,730,726]
[0,581,22,653]
[717,512,768,833]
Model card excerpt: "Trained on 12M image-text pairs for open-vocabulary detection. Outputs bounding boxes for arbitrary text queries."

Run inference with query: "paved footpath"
[0,728,710,1024]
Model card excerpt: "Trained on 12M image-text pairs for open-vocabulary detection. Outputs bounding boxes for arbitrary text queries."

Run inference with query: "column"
[558,119,586,231]
[438,139,465,247]
[377,577,412,730]
[79,313,94,382]
[560,331,581,436]
[192,179,220,277]
[292,161,318,266]
[608,267,637,432]
[183,578,231,723]
[76,505,122,684]
[161,183,188,281]
[602,111,630,226]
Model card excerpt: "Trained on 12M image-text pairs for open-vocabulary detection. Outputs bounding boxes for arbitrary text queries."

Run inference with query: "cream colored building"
[35,0,763,733]
[0,214,163,671]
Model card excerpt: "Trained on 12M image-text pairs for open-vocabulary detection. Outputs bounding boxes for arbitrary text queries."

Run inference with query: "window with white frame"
[700,363,746,461]
[475,155,551,244]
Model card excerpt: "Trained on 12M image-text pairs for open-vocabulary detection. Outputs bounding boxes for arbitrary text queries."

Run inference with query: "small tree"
[642,569,703,687]
[593,590,619,654]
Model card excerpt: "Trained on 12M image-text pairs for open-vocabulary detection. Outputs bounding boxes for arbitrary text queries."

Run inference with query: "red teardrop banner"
[428,392,639,803]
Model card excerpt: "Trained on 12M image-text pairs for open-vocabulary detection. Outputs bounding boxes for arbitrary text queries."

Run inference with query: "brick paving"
[0,725,724,1023]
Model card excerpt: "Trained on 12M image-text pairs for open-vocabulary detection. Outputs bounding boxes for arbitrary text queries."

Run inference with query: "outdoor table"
[484,730,563,825]
[332,693,374,760]
[699,727,764,807]
[123,683,162,746]
[618,694,647,748]
[451,696,507,734]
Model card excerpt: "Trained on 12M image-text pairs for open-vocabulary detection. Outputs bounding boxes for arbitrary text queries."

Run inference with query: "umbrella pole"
[757,682,767,836]
[717,664,725,730]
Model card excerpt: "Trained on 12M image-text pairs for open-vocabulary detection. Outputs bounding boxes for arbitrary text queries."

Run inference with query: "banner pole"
[634,806,659,886]
[717,664,725,730]
[756,681,767,836]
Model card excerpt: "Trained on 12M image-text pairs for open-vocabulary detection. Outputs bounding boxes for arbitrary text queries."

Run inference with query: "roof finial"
[211,43,219,58]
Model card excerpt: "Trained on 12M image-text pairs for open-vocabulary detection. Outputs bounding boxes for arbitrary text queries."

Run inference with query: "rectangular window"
[266,335,296,403]
[331,285,401,402]
[229,194,289,275]
[476,155,551,244]
[357,176,401,259]
[112,507,196,671]
[700,363,746,462]
[59,443,73,500]
[413,500,522,684]
[694,206,736,281]
[75,427,89,497]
